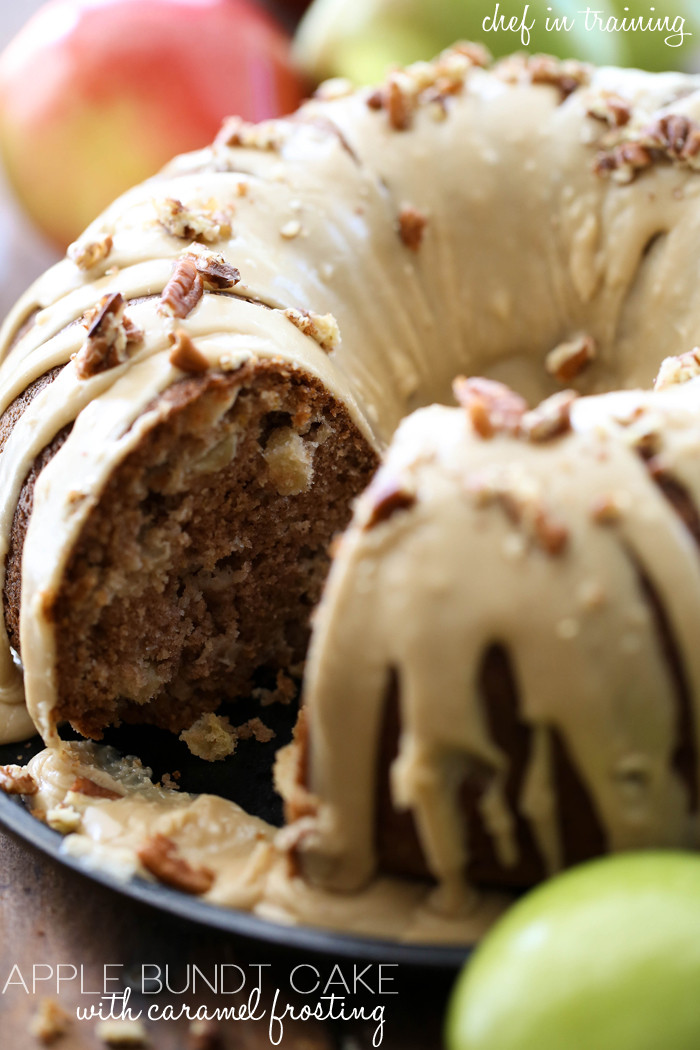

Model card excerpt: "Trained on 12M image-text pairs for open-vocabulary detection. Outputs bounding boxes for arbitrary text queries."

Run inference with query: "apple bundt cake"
[2,46,700,898]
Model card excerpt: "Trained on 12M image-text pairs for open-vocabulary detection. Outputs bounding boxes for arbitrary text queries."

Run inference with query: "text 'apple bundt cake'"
[3,46,700,901]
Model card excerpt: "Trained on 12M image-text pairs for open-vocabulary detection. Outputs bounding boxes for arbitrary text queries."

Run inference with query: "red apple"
[0,0,307,248]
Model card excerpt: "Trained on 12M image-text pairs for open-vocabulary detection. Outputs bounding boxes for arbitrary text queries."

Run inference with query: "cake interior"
[3,359,377,739]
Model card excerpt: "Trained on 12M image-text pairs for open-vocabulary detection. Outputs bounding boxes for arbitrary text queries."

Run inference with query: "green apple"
[605,0,700,71]
[446,852,700,1050]
[294,0,623,85]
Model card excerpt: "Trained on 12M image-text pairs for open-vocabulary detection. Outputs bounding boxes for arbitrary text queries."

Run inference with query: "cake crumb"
[30,998,70,1044]
[96,1019,149,1046]
[253,670,296,707]
[180,712,237,761]
[235,717,276,744]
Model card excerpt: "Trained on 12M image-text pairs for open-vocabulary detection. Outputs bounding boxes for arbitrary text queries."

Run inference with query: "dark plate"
[0,703,472,970]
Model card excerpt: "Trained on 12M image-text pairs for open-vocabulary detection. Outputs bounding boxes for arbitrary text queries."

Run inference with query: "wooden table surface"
[0,824,455,1048]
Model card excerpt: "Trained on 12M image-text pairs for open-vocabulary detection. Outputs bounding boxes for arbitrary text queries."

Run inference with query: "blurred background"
[0,1,58,318]
[0,0,699,321]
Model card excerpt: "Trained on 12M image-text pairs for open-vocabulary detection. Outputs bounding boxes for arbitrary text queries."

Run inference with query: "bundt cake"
[3,46,700,912]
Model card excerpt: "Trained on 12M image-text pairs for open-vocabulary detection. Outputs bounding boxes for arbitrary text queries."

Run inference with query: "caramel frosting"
[24,741,509,943]
[297,381,700,900]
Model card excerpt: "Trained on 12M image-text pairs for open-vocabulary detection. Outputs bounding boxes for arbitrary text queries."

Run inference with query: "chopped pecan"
[168,329,209,373]
[498,53,589,100]
[386,72,417,130]
[545,334,596,383]
[188,252,240,290]
[365,44,488,126]
[594,141,653,184]
[74,293,143,379]
[640,113,694,159]
[138,834,215,895]
[591,494,623,524]
[280,219,302,239]
[215,115,286,151]
[527,54,590,99]
[364,475,416,528]
[520,390,578,442]
[469,471,568,557]
[398,205,428,251]
[586,92,632,128]
[533,509,569,555]
[450,41,491,68]
[453,376,527,438]
[654,347,700,390]
[70,777,122,800]
[159,256,204,319]
[283,307,340,352]
[68,233,113,271]
[156,197,232,243]
[0,764,37,795]
[313,77,354,101]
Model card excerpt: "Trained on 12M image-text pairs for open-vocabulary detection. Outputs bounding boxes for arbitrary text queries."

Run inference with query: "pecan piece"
[545,334,596,383]
[515,54,590,100]
[640,113,694,159]
[521,390,578,442]
[159,256,204,319]
[587,93,631,128]
[398,205,428,251]
[533,509,569,555]
[453,376,527,438]
[0,764,37,795]
[654,347,700,390]
[156,198,232,244]
[68,233,113,271]
[188,252,240,290]
[591,494,623,524]
[364,476,416,528]
[138,834,215,895]
[215,115,286,151]
[168,329,209,373]
[594,141,653,184]
[75,293,143,379]
[69,777,122,800]
[283,307,340,353]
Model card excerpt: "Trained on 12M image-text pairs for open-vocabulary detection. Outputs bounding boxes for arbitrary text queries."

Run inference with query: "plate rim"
[0,790,472,970]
